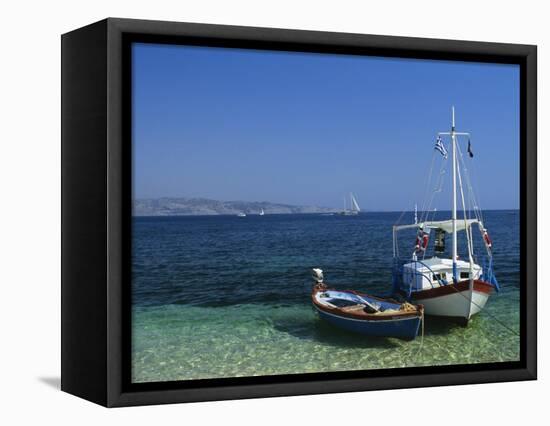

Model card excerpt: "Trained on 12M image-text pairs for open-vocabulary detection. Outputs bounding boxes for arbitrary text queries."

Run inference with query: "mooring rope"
[415,309,425,359]
[447,283,520,337]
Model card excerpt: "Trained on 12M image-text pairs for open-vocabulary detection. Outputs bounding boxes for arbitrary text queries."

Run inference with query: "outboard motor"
[312,268,324,284]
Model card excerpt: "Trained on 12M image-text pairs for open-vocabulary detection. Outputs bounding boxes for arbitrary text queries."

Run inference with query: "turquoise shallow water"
[132,211,520,383]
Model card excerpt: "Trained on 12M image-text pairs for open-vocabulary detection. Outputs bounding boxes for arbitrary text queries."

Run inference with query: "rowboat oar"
[353,292,381,313]
[312,268,381,313]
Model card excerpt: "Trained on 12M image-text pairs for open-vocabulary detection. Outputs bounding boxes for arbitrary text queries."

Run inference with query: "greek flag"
[434,136,448,159]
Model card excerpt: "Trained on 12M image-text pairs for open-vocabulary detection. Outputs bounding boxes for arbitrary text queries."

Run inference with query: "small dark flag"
[467,139,474,158]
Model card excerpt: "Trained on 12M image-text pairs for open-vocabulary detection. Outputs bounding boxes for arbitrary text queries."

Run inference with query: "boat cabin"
[402,257,482,292]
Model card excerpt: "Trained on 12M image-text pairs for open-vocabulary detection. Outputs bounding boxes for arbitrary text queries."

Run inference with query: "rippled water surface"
[132,211,520,383]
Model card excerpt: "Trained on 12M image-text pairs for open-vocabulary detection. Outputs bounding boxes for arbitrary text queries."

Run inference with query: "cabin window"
[432,272,446,281]
[460,272,470,279]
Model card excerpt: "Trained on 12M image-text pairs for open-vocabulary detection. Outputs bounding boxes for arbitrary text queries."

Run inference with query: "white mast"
[414,203,418,224]
[435,107,472,283]
[451,106,458,283]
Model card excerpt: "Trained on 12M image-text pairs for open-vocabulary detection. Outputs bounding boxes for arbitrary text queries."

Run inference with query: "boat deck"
[312,286,422,321]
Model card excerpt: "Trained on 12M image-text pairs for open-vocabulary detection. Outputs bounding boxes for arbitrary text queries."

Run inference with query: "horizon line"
[133,196,518,213]
[133,208,519,217]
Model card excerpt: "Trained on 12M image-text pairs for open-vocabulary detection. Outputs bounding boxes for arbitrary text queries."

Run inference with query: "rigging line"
[457,142,476,223]
[422,153,448,223]
[457,142,477,222]
[426,163,446,221]
[456,152,474,258]
[447,284,520,337]
[394,195,427,227]
[457,142,484,224]
[423,170,443,222]
[395,228,400,258]
[394,209,407,227]
[420,148,438,218]
[394,201,424,228]
[432,208,438,222]
[475,313,518,353]
[458,144,478,214]
[420,152,438,223]
[421,147,437,208]
[393,195,416,227]
[464,148,485,224]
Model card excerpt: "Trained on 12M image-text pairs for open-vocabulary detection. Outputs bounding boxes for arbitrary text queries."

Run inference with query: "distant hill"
[133,197,339,216]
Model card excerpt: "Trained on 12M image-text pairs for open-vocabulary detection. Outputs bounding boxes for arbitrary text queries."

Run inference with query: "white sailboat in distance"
[339,192,361,216]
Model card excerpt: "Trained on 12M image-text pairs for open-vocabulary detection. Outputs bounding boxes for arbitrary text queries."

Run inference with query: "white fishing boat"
[259,208,265,216]
[391,107,500,324]
[339,192,361,216]
[236,212,247,217]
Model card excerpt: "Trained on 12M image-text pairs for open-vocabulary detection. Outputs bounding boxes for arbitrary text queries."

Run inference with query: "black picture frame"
[61,17,537,407]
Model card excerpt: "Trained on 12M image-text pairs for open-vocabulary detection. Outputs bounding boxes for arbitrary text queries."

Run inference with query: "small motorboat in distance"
[311,269,423,340]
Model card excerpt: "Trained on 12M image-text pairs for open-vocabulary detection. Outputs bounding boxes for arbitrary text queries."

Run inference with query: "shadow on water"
[272,310,466,347]
[422,315,470,336]
[272,316,400,349]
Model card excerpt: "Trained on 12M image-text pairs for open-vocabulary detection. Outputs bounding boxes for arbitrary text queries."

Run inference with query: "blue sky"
[132,43,519,211]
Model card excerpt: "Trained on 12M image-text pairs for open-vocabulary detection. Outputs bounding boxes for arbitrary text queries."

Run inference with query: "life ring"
[415,232,429,252]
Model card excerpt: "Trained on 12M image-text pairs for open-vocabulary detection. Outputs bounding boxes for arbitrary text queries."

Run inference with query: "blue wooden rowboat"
[311,279,423,340]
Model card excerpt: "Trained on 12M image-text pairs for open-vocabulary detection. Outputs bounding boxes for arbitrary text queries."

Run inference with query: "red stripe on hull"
[411,280,493,300]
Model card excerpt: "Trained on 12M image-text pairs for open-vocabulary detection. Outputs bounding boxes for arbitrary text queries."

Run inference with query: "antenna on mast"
[452,105,456,131]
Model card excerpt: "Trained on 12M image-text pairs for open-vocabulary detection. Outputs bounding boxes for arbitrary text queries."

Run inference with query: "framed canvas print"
[61,18,537,407]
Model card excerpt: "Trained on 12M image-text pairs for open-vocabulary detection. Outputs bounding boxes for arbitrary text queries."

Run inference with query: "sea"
[131,210,520,383]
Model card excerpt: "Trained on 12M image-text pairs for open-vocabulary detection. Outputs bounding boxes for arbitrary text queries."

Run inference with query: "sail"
[350,193,360,212]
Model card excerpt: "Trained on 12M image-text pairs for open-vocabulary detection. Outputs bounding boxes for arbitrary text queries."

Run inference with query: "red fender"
[483,230,492,249]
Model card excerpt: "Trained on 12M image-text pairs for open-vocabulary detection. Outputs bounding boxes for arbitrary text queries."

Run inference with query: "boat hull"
[410,280,492,320]
[314,305,422,340]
